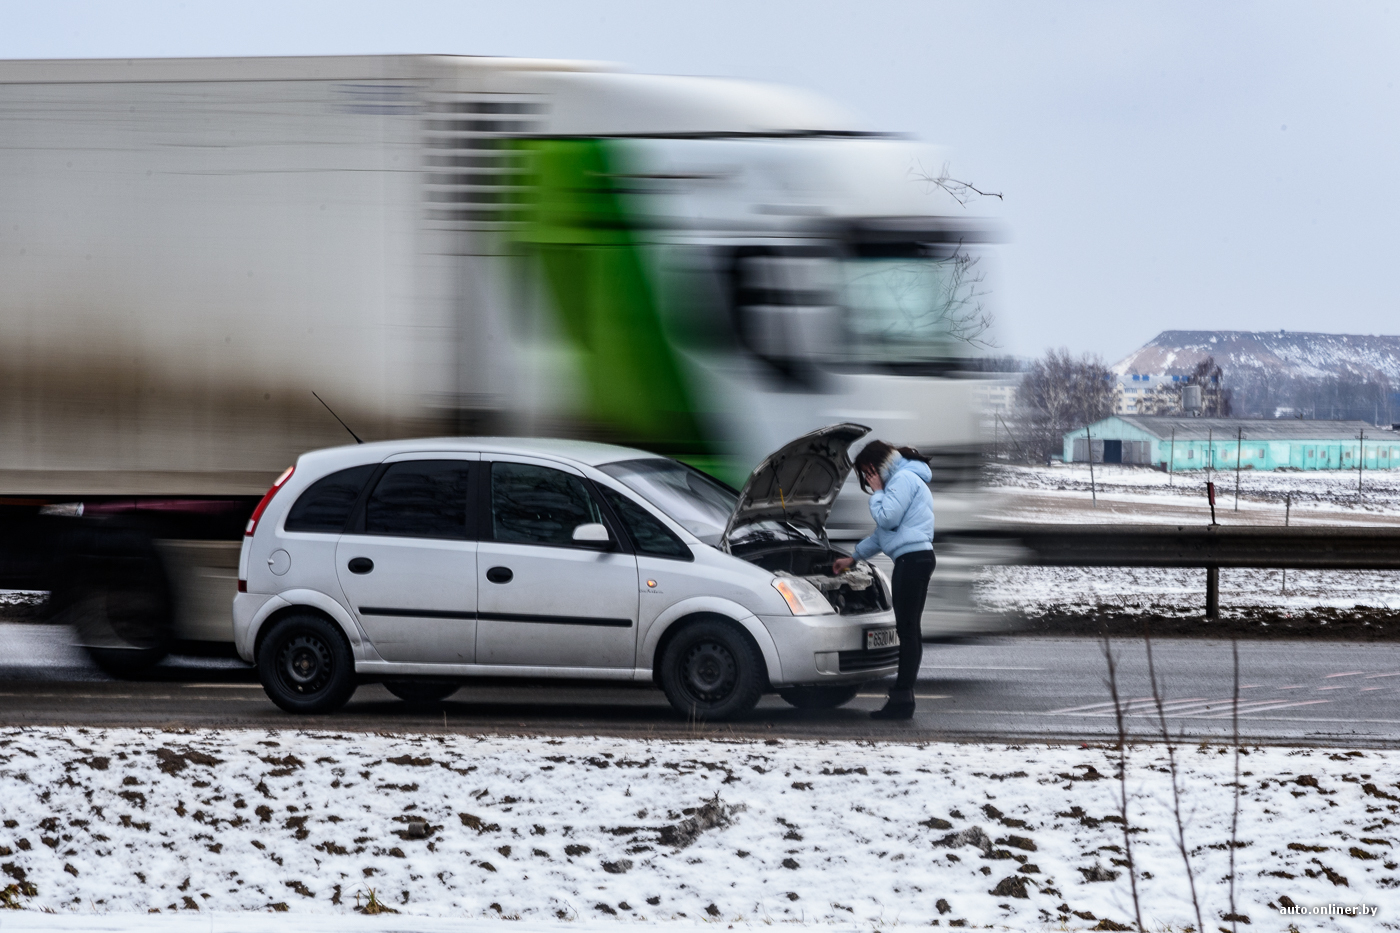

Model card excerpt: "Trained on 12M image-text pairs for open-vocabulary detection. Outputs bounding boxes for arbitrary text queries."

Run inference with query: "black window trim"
[479,457,635,555]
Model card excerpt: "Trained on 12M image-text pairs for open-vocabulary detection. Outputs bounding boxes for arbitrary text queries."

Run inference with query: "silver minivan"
[234,424,898,720]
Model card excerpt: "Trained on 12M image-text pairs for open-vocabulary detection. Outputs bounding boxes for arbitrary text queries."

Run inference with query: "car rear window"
[284,464,376,533]
[364,460,474,539]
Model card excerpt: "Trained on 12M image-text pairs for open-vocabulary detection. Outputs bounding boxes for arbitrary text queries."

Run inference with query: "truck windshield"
[598,459,738,546]
[842,253,982,365]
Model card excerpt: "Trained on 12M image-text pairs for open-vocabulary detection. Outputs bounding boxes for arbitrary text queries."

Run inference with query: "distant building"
[1063,416,1395,471]
[1113,373,1186,414]
[972,376,1021,416]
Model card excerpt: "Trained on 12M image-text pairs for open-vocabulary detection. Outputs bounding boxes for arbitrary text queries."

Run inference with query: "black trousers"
[891,550,936,694]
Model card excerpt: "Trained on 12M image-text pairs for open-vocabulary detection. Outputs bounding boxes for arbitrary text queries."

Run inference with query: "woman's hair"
[852,440,930,492]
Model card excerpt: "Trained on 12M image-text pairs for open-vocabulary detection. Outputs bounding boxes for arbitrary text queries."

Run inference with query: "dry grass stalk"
[1100,636,1144,933]
[1144,630,1204,933]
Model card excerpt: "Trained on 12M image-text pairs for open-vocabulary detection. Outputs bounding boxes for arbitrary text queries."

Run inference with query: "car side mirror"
[571,522,612,549]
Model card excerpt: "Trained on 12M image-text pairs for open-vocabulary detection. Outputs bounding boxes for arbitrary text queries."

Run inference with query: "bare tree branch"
[910,160,1004,206]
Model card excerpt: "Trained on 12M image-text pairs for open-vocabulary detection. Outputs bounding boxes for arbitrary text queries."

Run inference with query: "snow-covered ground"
[977,566,1400,619]
[987,462,1400,526]
[0,728,1396,931]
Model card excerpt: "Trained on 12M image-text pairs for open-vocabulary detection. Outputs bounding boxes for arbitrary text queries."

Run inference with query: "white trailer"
[0,56,1005,670]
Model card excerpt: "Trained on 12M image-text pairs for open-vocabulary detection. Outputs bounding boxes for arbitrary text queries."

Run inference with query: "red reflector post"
[245,465,295,536]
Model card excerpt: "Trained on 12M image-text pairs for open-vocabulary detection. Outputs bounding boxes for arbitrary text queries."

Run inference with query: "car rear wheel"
[257,613,356,714]
[383,680,459,704]
[658,618,765,721]
[778,684,863,710]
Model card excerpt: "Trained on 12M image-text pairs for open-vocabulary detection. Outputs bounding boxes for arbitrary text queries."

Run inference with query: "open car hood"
[720,422,871,549]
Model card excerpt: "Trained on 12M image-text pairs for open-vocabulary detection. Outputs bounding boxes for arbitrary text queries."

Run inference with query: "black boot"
[871,690,915,721]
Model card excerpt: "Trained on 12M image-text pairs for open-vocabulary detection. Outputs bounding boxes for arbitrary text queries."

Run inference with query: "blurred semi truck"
[0,55,1007,672]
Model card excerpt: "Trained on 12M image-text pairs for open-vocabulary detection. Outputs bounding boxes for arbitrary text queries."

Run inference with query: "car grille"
[838,646,901,673]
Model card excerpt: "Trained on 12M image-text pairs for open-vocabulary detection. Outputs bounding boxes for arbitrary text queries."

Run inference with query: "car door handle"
[347,557,374,574]
[486,566,513,584]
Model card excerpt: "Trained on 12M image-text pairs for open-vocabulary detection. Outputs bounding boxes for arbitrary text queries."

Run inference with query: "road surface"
[0,623,1396,746]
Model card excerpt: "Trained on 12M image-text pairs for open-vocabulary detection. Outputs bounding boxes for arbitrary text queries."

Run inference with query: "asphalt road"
[1,623,1397,747]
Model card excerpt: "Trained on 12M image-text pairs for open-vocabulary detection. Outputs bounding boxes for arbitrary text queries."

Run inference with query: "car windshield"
[842,252,982,364]
[598,459,738,546]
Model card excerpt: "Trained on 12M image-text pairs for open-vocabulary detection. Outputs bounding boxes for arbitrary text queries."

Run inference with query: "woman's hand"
[862,466,884,492]
[832,556,856,575]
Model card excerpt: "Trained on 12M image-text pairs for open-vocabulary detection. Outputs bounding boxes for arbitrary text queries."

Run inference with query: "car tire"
[257,613,357,714]
[383,680,459,704]
[778,684,863,710]
[658,618,765,721]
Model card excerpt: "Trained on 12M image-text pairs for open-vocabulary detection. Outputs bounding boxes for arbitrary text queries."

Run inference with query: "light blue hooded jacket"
[852,454,935,561]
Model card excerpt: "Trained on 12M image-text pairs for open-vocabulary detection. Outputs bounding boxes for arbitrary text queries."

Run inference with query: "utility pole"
[1358,429,1366,496]
[1085,425,1097,508]
[1168,427,1176,486]
[995,413,1029,462]
[1207,428,1214,481]
[1281,493,1291,595]
[1234,427,1243,511]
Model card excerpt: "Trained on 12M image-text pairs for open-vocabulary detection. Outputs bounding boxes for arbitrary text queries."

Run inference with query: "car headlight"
[873,564,893,600]
[772,576,835,616]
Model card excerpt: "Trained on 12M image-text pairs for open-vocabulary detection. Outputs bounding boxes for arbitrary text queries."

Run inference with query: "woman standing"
[832,441,935,721]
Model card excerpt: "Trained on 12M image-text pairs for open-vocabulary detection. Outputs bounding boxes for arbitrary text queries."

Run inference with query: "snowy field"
[987,462,1400,526]
[977,566,1400,620]
[0,728,1397,931]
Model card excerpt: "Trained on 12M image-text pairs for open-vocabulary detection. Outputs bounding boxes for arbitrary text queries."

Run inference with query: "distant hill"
[1113,331,1400,381]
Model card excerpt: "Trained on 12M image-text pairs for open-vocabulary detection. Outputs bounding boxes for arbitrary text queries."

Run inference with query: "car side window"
[284,464,377,533]
[600,487,692,560]
[490,462,604,546]
[363,460,473,539]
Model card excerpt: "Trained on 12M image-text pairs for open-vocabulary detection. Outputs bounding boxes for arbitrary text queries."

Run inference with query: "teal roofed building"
[1062,416,1396,471]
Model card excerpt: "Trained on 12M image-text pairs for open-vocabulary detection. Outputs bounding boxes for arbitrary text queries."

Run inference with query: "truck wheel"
[778,684,863,710]
[383,680,459,704]
[50,529,173,677]
[658,619,764,721]
[257,613,356,714]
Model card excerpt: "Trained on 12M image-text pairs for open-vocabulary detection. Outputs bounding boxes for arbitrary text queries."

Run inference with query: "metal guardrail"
[950,524,1400,618]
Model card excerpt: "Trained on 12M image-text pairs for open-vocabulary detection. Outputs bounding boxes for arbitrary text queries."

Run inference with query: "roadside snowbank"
[978,565,1400,619]
[0,728,1396,930]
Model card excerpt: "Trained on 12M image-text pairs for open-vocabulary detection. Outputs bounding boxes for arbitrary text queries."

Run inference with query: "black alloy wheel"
[658,618,764,721]
[383,680,459,704]
[257,613,357,714]
[778,684,863,710]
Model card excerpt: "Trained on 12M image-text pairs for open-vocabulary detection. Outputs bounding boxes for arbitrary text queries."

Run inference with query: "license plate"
[865,628,899,650]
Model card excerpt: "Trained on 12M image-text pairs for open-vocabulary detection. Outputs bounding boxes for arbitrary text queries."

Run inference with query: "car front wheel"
[658,618,765,721]
[257,613,357,714]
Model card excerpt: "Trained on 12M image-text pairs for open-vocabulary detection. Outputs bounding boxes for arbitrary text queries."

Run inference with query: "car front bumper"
[757,609,900,686]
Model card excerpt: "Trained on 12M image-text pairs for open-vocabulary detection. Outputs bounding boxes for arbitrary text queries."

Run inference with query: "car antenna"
[312,391,364,444]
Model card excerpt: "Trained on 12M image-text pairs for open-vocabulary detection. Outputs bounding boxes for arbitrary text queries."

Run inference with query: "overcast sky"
[6,1,1398,364]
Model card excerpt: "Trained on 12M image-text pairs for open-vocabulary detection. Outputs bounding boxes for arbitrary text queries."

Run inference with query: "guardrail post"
[1205,565,1220,619]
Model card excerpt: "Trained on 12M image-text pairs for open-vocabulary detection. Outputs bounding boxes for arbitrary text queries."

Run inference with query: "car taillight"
[237,579,248,593]
[245,465,295,536]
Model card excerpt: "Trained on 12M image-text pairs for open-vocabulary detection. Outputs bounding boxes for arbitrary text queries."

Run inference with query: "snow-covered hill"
[1113,330,1400,380]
